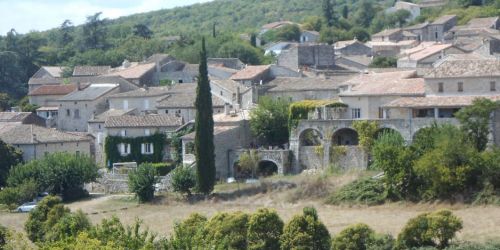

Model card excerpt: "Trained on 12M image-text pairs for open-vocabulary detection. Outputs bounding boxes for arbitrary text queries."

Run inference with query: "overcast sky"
[0,0,213,35]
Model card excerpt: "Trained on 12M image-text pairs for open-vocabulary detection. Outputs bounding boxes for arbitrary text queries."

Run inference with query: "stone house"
[103,114,183,166]
[28,66,66,91]
[277,44,335,71]
[386,1,421,21]
[107,86,170,114]
[397,43,465,68]
[156,83,226,122]
[230,65,272,85]
[160,61,199,84]
[57,84,121,132]
[404,15,457,42]
[300,30,320,43]
[334,39,372,56]
[368,40,418,57]
[35,107,59,127]
[372,28,405,42]
[0,124,91,161]
[335,55,373,71]
[210,79,254,109]
[28,84,78,107]
[72,66,111,77]
[449,17,500,40]
[0,112,45,126]
[106,61,157,86]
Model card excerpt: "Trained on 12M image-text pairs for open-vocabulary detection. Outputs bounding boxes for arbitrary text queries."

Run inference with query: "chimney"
[77,81,82,91]
[122,59,131,69]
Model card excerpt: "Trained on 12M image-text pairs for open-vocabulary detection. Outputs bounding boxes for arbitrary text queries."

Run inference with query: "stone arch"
[299,128,324,146]
[332,128,359,146]
[257,160,279,177]
[374,127,404,141]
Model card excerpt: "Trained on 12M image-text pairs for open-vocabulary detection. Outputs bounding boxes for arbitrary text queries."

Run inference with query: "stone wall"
[93,172,172,194]
[299,146,324,169]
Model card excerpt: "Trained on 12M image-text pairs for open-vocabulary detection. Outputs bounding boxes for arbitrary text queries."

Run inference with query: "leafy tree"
[396,210,462,249]
[388,10,412,27]
[203,212,250,250]
[0,92,10,111]
[45,210,91,242]
[133,24,153,39]
[250,33,257,47]
[369,57,397,68]
[195,37,216,195]
[58,20,74,47]
[0,224,6,248]
[302,16,324,32]
[352,120,378,151]
[280,207,331,250]
[217,41,262,65]
[247,208,284,250]
[456,98,499,151]
[354,0,376,28]
[82,12,107,50]
[170,213,207,249]
[342,5,349,19]
[171,165,196,196]
[322,0,337,27]
[237,150,260,178]
[0,179,38,208]
[250,96,290,146]
[128,163,158,203]
[25,196,63,242]
[89,216,155,249]
[275,24,302,42]
[332,223,376,250]
[350,27,371,42]
[41,232,117,250]
[0,139,23,187]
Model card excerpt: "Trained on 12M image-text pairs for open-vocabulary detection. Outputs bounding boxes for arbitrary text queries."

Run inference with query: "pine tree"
[194,37,215,195]
[322,0,337,27]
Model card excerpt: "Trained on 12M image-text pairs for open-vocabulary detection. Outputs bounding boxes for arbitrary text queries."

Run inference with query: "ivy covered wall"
[104,133,167,167]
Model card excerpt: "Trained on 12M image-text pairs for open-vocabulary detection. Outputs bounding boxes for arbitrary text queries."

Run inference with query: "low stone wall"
[331,146,367,170]
[90,172,172,194]
[299,146,324,170]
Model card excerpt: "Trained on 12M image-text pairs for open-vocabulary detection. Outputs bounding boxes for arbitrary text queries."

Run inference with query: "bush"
[332,223,376,250]
[25,195,64,242]
[327,178,387,206]
[0,224,6,248]
[0,179,38,209]
[247,208,284,250]
[152,162,175,176]
[396,210,463,249]
[280,207,331,250]
[171,166,196,196]
[89,216,155,249]
[169,213,207,249]
[128,163,158,203]
[45,210,91,242]
[202,212,250,250]
[369,57,397,68]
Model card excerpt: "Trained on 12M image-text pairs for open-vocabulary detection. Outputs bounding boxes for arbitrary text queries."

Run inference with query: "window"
[352,108,361,119]
[142,143,154,155]
[435,32,438,40]
[120,143,131,156]
[457,82,463,92]
[123,100,129,110]
[165,110,169,114]
[438,82,444,93]
[74,109,80,119]
[491,81,496,91]
[145,129,150,136]
[98,124,101,129]
[144,99,150,110]
[178,79,183,83]
[66,109,71,117]
[121,130,127,136]
[220,91,223,96]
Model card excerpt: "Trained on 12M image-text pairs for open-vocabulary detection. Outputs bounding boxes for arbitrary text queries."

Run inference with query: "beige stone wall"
[106,127,177,137]
[425,76,500,95]
[340,96,400,119]
[29,95,63,107]
[14,141,91,161]
[157,107,224,123]
[108,96,161,113]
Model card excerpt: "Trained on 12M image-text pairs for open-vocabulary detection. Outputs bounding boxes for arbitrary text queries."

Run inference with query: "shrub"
[25,195,64,242]
[89,216,155,249]
[247,208,284,250]
[171,166,196,196]
[369,57,397,68]
[128,163,158,203]
[45,210,91,242]
[169,213,207,249]
[0,139,23,188]
[151,162,175,176]
[280,207,331,250]
[327,178,386,206]
[396,210,463,249]
[332,223,376,250]
[203,212,250,250]
[0,179,38,209]
[0,224,6,248]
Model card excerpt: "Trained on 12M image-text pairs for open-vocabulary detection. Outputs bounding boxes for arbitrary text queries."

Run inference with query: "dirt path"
[2,193,499,242]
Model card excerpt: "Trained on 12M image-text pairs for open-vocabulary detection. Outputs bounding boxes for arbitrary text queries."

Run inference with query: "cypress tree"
[194,37,215,194]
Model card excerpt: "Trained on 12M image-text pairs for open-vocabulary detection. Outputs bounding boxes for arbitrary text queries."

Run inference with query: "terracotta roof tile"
[73,66,111,76]
[426,58,500,78]
[230,65,270,80]
[0,124,89,144]
[28,84,77,96]
[0,112,33,122]
[341,71,424,96]
[104,115,182,128]
[107,63,156,79]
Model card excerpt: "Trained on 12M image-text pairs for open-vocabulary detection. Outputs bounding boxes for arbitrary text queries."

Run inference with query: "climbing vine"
[288,100,347,130]
[314,145,324,159]
[104,133,167,167]
[330,145,348,165]
[352,120,379,151]
[170,125,195,165]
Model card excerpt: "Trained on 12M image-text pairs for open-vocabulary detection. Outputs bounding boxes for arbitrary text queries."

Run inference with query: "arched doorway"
[374,127,404,141]
[332,128,359,146]
[299,128,323,146]
[258,160,278,177]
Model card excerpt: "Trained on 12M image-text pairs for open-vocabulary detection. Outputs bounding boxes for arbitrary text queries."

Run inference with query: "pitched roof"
[341,77,425,97]
[336,55,373,66]
[89,109,135,123]
[41,66,65,78]
[230,65,271,80]
[166,83,197,93]
[107,63,156,79]
[36,106,58,111]
[426,58,500,78]
[267,76,353,92]
[28,76,63,85]
[207,58,244,70]
[431,15,456,25]
[28,84,78,96]
[156,92,226,109]
[0,112,33,122]
[334,39,361,49]
[372,28,402,37]
[211,79,249,93]
[383,95,500,108]
[403,43,454,61]
[466,17,499,29]
[58,84,119,101]
[303,30,320,36]
[182,126,238,140]
[73,66,111,76]
[107,87,170,98]
[104,115,182,128]
[0,124,89,144]
[404,21,429,30]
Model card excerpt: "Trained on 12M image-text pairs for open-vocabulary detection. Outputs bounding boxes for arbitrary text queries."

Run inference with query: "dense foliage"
[280,207,331,250]
[288,100,344,129]
[332,223,377,250]
[104,133,166,167]
[128,163,158,203]
[0,139,23,188]
[247,208,284,250]
[327,177,387,205]
[194,38,216,195]
[250,96,290,146]
[6,153,98,201]
[171,165,196,196]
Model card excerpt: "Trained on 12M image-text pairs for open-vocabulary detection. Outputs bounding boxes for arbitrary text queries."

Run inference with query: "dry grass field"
[1,172,500,243]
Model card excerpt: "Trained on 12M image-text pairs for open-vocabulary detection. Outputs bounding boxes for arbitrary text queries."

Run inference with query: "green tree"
[237,150,260,178]
[396,210,463,249]
[128,163,158,203]
[0,224,7,248]
[352,120,378,152]
[332,223,376,250]
[342,5,349,19]
[322,0,337,27]
[133,24,153,39]
[0,139,23,187]
[250,96,290,146]
[302,16,324,32]
[275,24,302,42]
[58,20,74,47]
[89,216,155,249]
[456,98,499,151]
[169,213,207,249]
[369,57,397,68]
[354,0,376,28]
[195,37,216,195]
[0,92,10,111]
[171,165,196,196]
[247,208,284,250]
[203,212,250,250]
[217,41,262,65]
[45,210,91,242]
[280,207,331,250]
[82,12,107,50]
[349,27,371,42]
[25,196,63,242]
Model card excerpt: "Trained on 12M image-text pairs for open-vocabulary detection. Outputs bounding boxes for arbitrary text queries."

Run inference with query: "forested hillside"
[0,0,499,106]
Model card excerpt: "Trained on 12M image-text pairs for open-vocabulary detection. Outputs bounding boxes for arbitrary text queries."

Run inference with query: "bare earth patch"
[1,174,499,242]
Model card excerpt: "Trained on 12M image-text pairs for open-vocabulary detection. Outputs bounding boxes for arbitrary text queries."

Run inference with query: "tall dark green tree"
[322,0,336,27]
[194,37,215,195]
[342,5,349,19]
[133,24,153,39]
[58,20,74,47]
[82,12,107,50]
[0,139,23,187]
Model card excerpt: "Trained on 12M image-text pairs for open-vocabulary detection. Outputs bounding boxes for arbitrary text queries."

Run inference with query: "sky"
[0,0,212,35]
